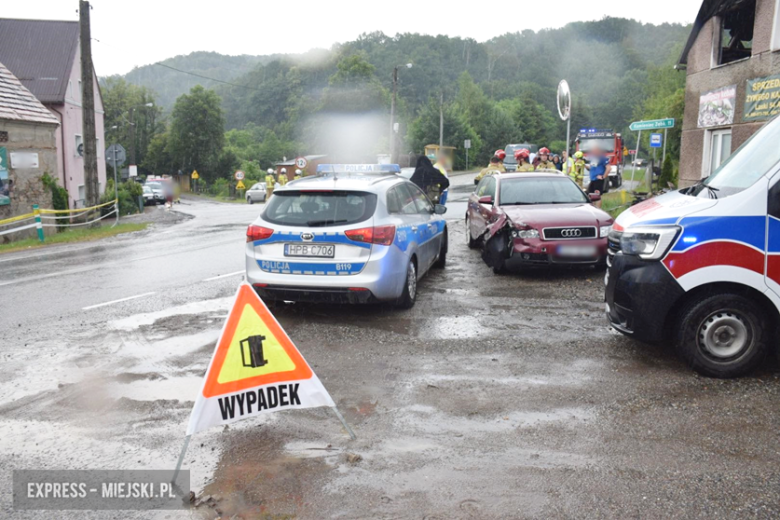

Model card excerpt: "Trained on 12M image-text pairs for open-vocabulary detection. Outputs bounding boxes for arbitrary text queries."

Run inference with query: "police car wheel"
[676,293,769,378]
[434,229,448,268]
[396,259,417,309]
[465,215,479,249]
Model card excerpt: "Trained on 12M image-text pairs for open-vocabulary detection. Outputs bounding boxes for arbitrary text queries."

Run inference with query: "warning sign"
[191,170,200,180]
[236,180,246,190]
[186,284,335,435]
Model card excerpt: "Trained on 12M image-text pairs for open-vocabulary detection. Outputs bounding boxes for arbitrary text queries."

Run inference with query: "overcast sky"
[6,0,702,76]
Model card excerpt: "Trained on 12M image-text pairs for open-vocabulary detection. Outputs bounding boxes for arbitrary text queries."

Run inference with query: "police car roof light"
[316,164,401,175]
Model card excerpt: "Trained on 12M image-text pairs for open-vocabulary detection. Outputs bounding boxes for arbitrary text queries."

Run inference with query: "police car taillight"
[246,225,274,242]
[345,225,395,246]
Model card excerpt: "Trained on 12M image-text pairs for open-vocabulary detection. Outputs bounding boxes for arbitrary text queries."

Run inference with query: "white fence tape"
[41,208,117,228]
[0,222,37,236]
[0,202,118,238]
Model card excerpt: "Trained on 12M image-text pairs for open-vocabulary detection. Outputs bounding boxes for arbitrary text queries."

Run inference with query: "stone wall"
[0,119,59,241]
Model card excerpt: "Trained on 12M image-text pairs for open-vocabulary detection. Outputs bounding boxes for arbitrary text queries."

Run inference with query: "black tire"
[247,197,253,204]
[675,293,769,378]
[434,228,448,268]
[396,258,417,309]
[465,215,480,249]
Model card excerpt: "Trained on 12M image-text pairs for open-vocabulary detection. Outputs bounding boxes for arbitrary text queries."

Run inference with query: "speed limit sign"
[234,170,245,181]
[295,157,308,169]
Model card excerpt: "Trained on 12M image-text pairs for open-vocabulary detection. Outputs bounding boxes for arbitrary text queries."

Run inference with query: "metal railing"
[0,199,118,242]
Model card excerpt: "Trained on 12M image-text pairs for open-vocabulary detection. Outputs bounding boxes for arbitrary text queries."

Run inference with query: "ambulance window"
[698,116,780,197]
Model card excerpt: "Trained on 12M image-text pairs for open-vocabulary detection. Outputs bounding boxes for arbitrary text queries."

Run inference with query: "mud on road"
[1,219,779,519]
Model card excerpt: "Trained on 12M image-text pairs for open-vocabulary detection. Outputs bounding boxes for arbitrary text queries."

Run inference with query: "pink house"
[0,18,107,208]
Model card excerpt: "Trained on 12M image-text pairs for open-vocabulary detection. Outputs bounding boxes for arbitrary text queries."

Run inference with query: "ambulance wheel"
[396,258,417,309]
[465,215,479,249]
[433,228,447,268]
[675,293,769,378]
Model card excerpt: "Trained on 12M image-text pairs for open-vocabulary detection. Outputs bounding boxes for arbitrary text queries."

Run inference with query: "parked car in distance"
[504,143,538,171]
[144,181,165,205]
[245,164,448,308]
[466,172,613,272]
[142,185,156,206]
[246,182,267,204]
[632,158,647,167]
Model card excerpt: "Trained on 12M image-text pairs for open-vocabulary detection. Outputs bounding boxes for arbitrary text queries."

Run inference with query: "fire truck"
[575,128,624,188]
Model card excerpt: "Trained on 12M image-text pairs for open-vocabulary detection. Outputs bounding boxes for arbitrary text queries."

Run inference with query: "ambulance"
[605,116,780,378]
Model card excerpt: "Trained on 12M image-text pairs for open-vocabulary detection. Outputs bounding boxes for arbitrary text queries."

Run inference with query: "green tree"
[408,97,481,170]
[142,132,176,175]
[101,77,163,175]
[168,86,226,181]
[320,53,389,113]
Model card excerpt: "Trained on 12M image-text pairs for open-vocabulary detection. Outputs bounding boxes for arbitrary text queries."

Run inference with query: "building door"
[706,129,732,177]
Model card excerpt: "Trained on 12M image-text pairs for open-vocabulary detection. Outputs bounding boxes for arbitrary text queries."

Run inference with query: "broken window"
[717,0,755,65]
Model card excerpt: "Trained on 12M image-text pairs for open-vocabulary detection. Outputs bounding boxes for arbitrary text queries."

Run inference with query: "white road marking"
[82,292,156,311]
[203,270,244,282]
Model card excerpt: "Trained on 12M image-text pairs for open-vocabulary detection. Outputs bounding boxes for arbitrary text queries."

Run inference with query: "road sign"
[128,165,138,178]
[234,170,245,181]
[629,149,637,155]
[464,139,471,149]
[295,157,308,169]
[106,143,126,168]
[236,180,246,190]
[191,170,200,180]
[557,80,571,121]
[650,133,663,148]
[185,284,337,435]
[629,118,675,131]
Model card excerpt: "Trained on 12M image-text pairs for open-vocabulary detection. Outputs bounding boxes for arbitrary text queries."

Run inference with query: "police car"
[606,115,780,378]
[245,164,448,308]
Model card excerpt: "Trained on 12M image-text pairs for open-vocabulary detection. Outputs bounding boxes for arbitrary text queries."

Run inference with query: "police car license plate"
[284,244,335,258]
[558,245,596,257]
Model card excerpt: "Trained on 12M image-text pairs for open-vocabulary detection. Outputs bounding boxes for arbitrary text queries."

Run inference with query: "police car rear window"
[263,190,377,227]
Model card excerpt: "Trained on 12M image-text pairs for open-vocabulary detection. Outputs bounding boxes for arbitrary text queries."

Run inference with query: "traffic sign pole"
[112,146,119,225]
[662,128,668,169]
[631,130,641,188]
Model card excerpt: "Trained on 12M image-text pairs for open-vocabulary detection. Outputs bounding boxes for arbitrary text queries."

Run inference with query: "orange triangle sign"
[186,283,336,435]
[202,284,312,398]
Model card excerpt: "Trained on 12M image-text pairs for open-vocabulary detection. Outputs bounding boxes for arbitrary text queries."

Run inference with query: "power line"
[152,62,263,92]
[92,37,262,92]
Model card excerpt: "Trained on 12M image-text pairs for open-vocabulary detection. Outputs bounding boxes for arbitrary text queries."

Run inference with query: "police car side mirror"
[589,193,601,202]
[434,204,447,215]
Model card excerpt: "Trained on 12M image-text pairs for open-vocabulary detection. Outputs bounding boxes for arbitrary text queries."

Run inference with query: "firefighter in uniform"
[571,151,587,187]
[278,168,288,187]
[432,153,450,205]
[535,147,555,171]
[265,168,276,199]
[493,149,507,172]
[515,149,535,172]
[294,169,303,180]
[474,155,503,184]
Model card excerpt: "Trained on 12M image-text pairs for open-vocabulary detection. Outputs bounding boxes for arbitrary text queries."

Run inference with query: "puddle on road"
[108,374,203,402]
[416,315,490,340]
[110,297,233,331]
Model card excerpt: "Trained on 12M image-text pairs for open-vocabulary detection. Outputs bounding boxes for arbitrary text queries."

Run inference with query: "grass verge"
[0,222,149,255]
[601,191,635,219]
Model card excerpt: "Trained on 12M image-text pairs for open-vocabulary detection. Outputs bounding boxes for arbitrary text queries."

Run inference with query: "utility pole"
[439,91,444,148]
[129,107,136,166]
[79,0,99,213]
[389,66,398,164]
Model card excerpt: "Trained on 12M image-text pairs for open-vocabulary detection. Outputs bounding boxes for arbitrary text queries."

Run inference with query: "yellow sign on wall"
[191,170,200,179]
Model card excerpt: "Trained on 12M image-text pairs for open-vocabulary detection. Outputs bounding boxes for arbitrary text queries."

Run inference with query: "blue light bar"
[316,164,401,174]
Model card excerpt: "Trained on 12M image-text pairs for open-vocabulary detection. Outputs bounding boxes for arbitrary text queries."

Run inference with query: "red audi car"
[465,172,613,272]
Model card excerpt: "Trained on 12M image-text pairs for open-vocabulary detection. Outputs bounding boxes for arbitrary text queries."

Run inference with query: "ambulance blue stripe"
[671,216,765,252]
[253,232,371,249]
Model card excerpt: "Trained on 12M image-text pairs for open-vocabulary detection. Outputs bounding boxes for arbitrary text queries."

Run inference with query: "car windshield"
[689,115,780,198]
[263,190,377,227]
[147,182,162,190]
[499,177,589,205]
[578,137,616,153]
[143,186,152,193]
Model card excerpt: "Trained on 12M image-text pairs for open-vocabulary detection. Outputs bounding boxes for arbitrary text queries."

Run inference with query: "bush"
[41,173,69,231]
[102,179,143,216]
[659,158,676,189]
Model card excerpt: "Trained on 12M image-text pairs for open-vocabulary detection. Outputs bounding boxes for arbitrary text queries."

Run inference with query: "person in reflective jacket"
[474,156,503,184]
[410,155,450,204]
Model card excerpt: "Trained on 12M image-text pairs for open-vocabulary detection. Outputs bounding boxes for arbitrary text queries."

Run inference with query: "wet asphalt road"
[1,181,780,519]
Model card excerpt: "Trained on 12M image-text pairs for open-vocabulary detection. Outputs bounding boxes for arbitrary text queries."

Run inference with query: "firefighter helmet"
[494,149,507,160]
[514,148,530,160]
[539,147,551,155]
[281,168,287,173]
[574,151,584,159]
[267,168,274,174]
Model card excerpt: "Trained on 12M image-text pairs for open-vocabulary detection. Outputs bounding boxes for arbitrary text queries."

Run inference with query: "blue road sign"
[650,133,663,148]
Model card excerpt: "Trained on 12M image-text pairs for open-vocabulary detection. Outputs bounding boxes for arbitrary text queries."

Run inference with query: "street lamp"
[389,63,412,164]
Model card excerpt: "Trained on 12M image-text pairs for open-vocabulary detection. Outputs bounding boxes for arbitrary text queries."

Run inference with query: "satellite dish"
[557,80,571,121]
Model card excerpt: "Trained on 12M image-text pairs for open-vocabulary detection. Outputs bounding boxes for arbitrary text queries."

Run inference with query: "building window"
[706,129,732,177]
[717,0,755,65]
